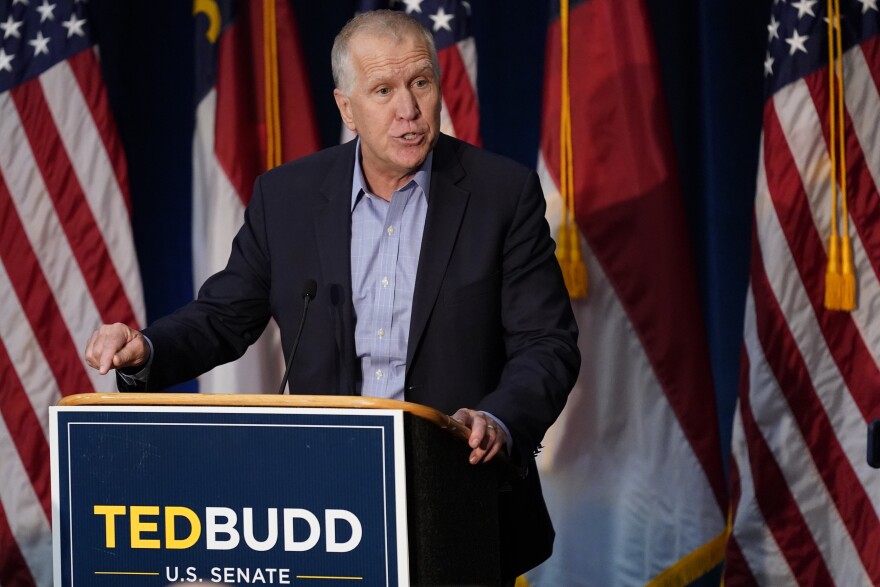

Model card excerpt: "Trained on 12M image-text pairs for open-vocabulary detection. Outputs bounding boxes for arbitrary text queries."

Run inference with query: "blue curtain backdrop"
[88,2,771,578]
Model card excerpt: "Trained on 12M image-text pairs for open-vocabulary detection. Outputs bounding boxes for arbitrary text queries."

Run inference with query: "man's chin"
[393,147,430,170]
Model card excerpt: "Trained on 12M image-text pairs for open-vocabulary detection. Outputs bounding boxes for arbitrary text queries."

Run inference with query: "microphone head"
[301,278,318,300]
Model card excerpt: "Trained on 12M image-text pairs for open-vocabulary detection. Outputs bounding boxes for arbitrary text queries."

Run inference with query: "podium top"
[58,393,470,442]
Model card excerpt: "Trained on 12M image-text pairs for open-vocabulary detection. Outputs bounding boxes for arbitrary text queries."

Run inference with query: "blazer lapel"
[406,136,469,370]
[313,142,358,393]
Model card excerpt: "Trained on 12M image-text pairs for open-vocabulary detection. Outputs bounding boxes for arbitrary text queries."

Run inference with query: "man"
[85,10,579,579]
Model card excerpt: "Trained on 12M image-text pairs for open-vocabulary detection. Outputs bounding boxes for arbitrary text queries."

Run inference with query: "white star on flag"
[28,30,51,55]
[767,15,780,40]
[1,14,24,39]
[785,29,809,54]
[403,0,423,14]
[0,48,14,72]
[857,0,878,12]
[429,7,454,32]
[791,0,818,18]
[61,14,87,38]
[764,54,775,76]
[36,0,56,22]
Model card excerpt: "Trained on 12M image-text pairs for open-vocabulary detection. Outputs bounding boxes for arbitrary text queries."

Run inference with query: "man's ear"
[333,89,356,133]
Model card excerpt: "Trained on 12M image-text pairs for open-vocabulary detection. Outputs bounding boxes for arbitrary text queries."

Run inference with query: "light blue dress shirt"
[350,143,431,399]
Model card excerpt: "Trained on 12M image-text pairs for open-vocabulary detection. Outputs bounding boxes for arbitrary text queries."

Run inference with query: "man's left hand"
[451,408,507,465]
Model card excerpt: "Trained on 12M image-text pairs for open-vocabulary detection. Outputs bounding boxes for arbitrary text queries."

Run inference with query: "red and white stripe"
[437,36,480,145]
[726,36,880,586]
[0,48,144,586]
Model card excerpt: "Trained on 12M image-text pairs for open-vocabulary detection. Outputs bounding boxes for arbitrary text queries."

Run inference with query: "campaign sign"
[50,406,408,586]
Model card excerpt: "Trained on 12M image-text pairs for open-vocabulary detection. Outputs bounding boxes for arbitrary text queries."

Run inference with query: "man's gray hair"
[331,9,441,95]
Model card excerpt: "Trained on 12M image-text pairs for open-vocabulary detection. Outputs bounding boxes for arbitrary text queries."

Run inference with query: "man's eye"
[377,87,391,96]
[413,79,428,88]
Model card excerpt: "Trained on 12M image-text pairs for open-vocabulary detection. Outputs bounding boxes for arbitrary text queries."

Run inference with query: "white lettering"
[206,507,239,550]
[243,507,278,551]
[210,567,291,584]
[325,509,362,553]
[283,508,320,552]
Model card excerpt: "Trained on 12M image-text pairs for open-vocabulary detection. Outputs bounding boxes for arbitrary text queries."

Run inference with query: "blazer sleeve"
[474,170,581,458]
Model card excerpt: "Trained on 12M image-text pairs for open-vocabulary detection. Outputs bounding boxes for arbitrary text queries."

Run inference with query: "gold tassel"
[263,0,282,170]
[555,0,588,299]
[823,0,856,311]
[557,219,588,298]
[839,232,855,310]
[824,234,842,309]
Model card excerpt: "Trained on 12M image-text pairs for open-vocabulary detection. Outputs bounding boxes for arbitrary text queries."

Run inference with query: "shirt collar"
[351,138,433,211]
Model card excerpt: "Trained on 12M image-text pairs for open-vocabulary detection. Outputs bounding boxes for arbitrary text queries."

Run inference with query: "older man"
[85,10,579,579]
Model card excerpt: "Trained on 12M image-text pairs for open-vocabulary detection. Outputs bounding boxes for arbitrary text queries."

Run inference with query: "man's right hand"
[84,323,150,375]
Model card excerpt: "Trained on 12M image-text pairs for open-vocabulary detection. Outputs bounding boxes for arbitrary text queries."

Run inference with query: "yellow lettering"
[130,506,160,548]
[93,505,126,548]
[165,506,201,549]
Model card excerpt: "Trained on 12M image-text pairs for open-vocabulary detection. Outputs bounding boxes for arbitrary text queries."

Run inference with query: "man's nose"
[395,89,420,120]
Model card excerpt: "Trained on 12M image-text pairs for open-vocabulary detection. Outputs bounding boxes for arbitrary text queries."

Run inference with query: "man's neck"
[361,168,417,201]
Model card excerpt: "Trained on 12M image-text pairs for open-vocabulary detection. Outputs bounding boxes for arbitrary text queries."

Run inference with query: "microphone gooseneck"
[277,278,318,394]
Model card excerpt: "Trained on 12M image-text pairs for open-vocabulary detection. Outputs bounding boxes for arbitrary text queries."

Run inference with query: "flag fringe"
[645,528,729,587]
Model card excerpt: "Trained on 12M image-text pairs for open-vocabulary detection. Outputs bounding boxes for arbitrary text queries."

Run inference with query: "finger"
[98,341,117,375]
[469,414,488,449]
[451,408,483,449]
[97,329,127,375]
[469,422,496,464]
[474,416,508,463]
[84,331,99,369]
[483,435,504,462]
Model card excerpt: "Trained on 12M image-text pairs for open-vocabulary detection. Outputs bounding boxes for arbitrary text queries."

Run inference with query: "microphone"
[277,278,318,394]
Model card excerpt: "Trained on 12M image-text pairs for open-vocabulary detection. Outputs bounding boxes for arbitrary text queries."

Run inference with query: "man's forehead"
[351,31,428,56]
[353,39,434,77]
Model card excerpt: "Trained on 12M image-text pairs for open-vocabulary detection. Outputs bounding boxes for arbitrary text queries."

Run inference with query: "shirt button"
[381,276,389,287]
[375,369,383,380]
[387,225,394,235]
[377,328,385,338]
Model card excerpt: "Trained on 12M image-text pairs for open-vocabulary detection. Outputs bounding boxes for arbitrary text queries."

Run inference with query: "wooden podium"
[51,393,504,586]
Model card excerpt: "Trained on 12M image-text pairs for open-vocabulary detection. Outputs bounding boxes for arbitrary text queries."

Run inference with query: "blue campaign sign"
[50,406,408,586]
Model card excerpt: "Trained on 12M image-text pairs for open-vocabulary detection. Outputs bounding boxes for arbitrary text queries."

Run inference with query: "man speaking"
[85,9,579,580]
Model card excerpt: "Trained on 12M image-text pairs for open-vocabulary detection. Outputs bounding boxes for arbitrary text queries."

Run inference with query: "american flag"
[192,0,319,394]
[0,0,144,584]
[346,0,481,145]
[726,1,880,585]
[528,0,728,584]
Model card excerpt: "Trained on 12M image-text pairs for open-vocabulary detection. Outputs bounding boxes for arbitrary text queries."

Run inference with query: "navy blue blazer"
[124,134,580,576]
